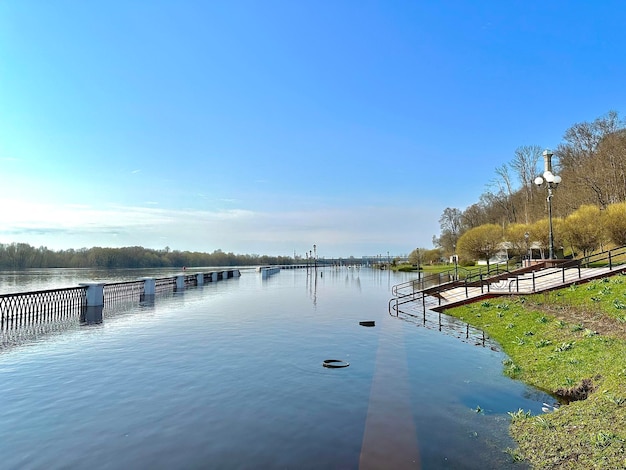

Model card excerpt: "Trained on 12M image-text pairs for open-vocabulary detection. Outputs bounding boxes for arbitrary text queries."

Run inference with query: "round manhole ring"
[323,359,350,368]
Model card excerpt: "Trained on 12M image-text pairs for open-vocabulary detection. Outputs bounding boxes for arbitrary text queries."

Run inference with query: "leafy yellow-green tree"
[528,218,564,259]
[604,202,626,246]
[563,204,607,257]
[457,223,503,266]
[408,248,442,266]
[505,223,532,259]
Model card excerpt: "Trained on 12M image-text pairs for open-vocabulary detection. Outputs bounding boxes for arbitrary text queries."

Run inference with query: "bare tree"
[558,110,626,209]
[510,145,542,223]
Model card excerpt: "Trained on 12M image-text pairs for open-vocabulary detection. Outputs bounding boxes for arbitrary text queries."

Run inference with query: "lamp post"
[534,149,562,259]
[452,243,458,280]
[524,231,530,266]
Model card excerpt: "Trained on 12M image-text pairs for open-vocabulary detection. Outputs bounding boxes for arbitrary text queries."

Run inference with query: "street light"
[452,243,458,280]
[534,149,562,259]
[524,231,530,265]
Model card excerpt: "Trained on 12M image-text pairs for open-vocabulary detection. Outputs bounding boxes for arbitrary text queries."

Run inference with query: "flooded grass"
[447,279,626,469]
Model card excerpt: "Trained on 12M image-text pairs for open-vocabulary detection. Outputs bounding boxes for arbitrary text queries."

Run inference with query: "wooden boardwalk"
[390,264,626,317]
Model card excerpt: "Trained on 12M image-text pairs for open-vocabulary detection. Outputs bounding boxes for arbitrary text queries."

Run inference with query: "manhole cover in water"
[323,359,350,368]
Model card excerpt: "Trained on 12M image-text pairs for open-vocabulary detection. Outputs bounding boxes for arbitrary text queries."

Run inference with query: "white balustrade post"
[79,283,104,325]
[176,275,185,291]
[80,283,105,307]
[142,278,156,305]
[143,278,156,296]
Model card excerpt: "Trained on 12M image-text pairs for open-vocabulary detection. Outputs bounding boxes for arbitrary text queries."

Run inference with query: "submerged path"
[359,315,421,469]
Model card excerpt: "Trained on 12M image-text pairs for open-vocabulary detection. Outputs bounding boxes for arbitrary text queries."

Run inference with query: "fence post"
[143,278,156,296]
[609,252,613,270]
[80,283,104,307]
[465,279,468,298]
[140,278,156,306]
[532,271,536,292]
[562,267,566,283]
[176,275,185,291]
[79,283,104,325]
[480,274,484,293]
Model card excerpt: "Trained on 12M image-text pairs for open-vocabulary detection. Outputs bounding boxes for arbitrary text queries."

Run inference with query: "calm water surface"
[0,267,549,469]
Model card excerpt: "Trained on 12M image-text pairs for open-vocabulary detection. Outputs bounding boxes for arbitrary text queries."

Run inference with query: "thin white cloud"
[0,198,437,256]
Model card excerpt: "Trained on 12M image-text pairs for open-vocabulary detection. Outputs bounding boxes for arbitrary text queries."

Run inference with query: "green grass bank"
[446,275,626,469]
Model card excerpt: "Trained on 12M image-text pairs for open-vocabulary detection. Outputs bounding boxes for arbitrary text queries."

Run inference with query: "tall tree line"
[0,243,295,269]
[434,110,626,256]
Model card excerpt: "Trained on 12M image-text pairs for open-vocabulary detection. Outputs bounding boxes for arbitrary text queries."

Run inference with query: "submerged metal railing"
[104,280,145,304]
[0,269,242,333]
[155,277,176,294]
[0,287,87,329]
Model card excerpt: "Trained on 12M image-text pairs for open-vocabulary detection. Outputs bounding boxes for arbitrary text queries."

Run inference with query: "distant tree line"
[0,243,295,269]
[431,110,626,261]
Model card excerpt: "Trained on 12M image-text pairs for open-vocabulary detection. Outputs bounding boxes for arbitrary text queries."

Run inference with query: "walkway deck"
[390,262,626,317]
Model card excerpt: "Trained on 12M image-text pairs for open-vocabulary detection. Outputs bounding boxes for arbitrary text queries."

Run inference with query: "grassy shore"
[446,275,626,469]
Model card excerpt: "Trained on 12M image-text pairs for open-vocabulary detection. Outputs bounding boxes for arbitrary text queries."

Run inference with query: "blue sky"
[0,1,624,258]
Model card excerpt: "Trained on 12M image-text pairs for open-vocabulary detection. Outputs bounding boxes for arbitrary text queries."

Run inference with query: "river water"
[0,267,548,469]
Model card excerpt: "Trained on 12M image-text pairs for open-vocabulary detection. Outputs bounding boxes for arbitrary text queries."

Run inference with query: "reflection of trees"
[0,243,295,269]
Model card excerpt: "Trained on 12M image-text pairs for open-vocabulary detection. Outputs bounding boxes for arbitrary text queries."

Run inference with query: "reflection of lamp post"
[534,149,562,259]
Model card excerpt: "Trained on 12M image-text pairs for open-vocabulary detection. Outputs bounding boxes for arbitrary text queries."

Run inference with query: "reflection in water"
[392,307,497,349]
[0,267,545,469]
[306,266,367,306]
[306,266,318,306]
[0,316,82,350]
[0,282,169,351]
